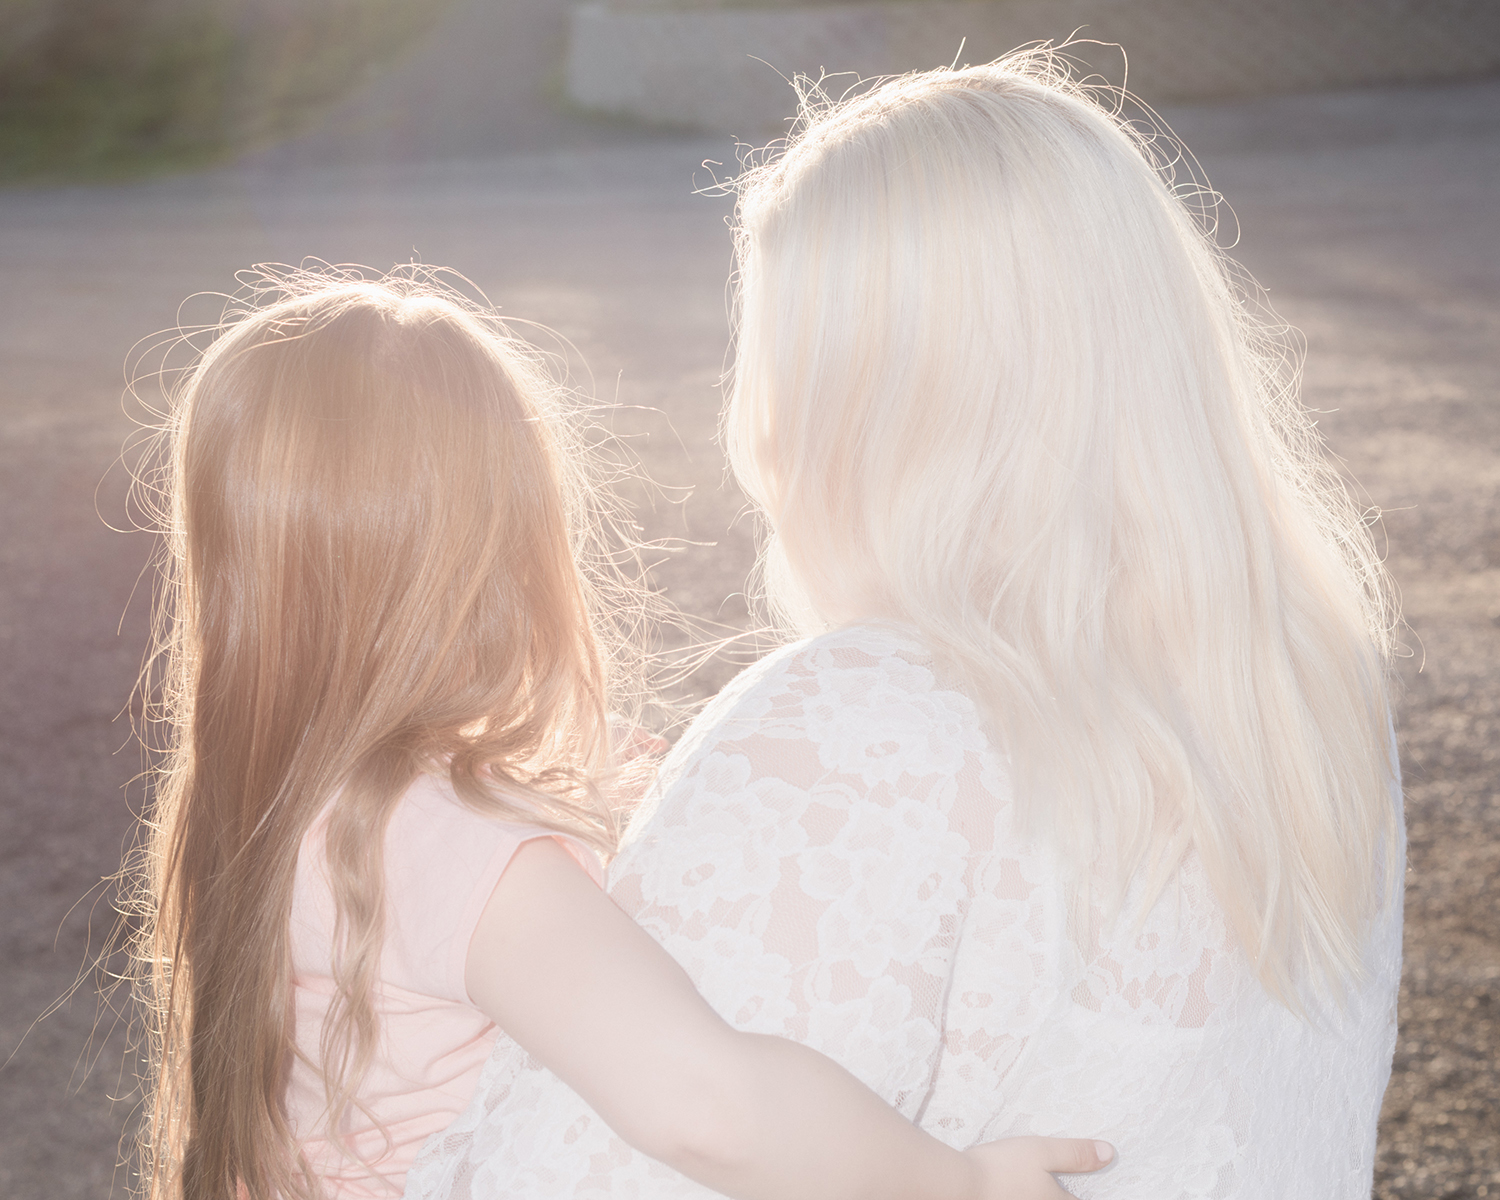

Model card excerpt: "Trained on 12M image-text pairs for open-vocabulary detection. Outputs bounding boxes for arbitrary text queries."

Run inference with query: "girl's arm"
[465,837,1109,1200]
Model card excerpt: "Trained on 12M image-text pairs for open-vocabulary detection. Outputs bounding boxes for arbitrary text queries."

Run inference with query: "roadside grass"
[0,0,450,184]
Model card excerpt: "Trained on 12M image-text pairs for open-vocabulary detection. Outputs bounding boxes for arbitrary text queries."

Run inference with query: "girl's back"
[286,772,600,1196]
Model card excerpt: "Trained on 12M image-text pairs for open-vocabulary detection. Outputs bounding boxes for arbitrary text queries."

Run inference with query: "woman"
[404,51,1403,1199]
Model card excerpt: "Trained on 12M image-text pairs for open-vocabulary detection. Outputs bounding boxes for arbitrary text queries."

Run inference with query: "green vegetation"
[0,0,450,183]
[611,0,958,9]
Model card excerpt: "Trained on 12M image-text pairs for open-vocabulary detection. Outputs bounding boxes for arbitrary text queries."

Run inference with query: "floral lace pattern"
[405,625,1402,1200]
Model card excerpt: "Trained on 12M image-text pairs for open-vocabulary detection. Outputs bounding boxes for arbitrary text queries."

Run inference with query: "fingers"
[965,1133,1116,1200]
[1027,1136,1114,1175]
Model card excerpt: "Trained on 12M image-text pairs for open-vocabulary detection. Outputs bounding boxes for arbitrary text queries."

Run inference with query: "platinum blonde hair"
[727,52,1401,1005]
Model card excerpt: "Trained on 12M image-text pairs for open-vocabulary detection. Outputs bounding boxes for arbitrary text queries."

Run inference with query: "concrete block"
[564,0,1500,134]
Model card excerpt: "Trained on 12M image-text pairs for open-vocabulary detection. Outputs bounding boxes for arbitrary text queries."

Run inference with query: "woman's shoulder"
[631,622,987,828]
[730,620,941,698]
[671,621,944,743]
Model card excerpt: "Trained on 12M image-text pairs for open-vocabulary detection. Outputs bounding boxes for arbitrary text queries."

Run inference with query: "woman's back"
[405,623,1402,1200]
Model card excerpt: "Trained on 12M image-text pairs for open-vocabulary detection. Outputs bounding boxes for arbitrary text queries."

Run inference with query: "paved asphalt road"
[0,3,1496,1194]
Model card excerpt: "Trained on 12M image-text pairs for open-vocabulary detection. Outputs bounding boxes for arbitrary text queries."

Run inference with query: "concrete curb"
[564,0,1500,134]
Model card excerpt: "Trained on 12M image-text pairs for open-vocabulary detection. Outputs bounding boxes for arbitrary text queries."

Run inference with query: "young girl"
[129,269,1110,1200]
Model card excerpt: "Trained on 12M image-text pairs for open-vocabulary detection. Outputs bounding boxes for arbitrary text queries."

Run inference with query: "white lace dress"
[404,624,1403,1200]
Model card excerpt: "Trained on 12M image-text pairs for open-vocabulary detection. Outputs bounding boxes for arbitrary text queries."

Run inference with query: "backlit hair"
[131,268,650,1198]
[727,52,1401,1007]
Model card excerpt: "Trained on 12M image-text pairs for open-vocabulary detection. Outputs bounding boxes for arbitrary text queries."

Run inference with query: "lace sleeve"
[404,626,992,1199]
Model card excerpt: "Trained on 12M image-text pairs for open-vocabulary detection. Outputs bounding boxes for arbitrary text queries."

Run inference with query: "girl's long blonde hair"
[130,268,650,1199]
[727,52,1401,1006]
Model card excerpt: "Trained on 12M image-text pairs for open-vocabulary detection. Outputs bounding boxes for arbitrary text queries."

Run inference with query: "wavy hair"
[129,267,654,1199]
[726,52,1401,1006]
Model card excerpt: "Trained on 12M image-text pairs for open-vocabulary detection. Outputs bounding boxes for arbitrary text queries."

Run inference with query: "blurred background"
[0,1,1496,1197]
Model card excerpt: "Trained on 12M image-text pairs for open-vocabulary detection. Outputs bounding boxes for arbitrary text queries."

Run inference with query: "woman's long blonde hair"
[130,268,650,1199]
[727,53,1401,1006]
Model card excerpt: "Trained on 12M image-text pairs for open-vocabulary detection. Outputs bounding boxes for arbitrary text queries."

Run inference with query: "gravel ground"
[0,3,1495,1193]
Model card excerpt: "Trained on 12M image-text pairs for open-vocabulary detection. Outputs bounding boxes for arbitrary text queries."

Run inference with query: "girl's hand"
[964,1137,1115,1199]
[472,838,1112,1200]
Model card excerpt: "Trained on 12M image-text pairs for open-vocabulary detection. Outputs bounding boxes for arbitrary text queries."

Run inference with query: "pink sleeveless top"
[285,772,602,1198]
